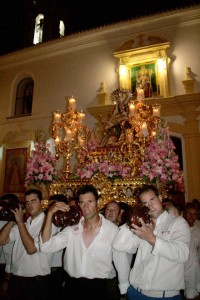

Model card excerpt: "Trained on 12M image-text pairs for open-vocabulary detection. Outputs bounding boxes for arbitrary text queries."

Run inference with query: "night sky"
[0,0,199,56]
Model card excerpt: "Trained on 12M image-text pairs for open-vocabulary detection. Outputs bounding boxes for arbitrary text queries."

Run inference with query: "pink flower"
[76,160,131,179]
[140,119,184,188]
[25,142,59,186]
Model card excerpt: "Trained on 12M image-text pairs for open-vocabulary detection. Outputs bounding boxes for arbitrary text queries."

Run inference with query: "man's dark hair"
[118,201,130,212]
[137,184,159,198]
[77,185,99,202]
[0,193,19,203]
[49,194,67,203]
[185,202,198,212]
[25,189,42,201]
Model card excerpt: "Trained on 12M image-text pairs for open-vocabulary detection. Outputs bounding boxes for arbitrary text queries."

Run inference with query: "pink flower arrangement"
[77,161,131,179]
[76,132,131,179]
[25,142,58,186]
[140,119,184,187]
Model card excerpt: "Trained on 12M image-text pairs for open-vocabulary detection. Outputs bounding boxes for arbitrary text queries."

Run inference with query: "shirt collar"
[27,211,44,225]
[155,210,168,226]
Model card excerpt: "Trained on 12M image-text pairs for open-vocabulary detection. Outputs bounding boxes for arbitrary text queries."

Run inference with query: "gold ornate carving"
[49,175,147,210]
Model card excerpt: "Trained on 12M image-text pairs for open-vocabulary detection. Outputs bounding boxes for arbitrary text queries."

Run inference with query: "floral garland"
[77,161,131,179]
[140,119,184,188]
[25,142,59,186]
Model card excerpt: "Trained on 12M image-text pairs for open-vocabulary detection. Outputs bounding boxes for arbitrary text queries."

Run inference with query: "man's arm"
[0,220,14,245]
[41,201,69,243]
[12,205,37,255]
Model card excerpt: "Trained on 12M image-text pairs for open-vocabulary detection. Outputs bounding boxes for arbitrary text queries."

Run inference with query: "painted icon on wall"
[131,63,158,97]
[4,147,28,193]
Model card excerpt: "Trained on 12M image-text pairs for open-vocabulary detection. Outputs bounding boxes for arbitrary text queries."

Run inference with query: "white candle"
[141,122,148,137]
[78,110,85,123]
[137,88,144,101]
[68,97,76,110]
[153,105,161,117]
[129,103,135,117]
[78,136,85,147]
[64,128,72,141]
[53,111,61,123]
[55,136,60,145]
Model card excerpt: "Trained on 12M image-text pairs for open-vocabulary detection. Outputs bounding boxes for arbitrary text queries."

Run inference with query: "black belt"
[11,274,49,281]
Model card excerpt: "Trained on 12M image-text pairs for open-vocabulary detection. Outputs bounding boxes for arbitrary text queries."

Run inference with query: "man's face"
[24,194,43,219]
[139,189,163,221]
[185,208,197,227]
[79,192,98,220]
[105,202,120,225]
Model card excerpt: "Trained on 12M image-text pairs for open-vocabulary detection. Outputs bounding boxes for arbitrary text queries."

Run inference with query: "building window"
[59,20,65,37]
[33,14,44,44]
[14,78,34,116]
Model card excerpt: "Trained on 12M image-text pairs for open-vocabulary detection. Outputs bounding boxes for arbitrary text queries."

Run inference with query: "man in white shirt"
[40,184,129,300]
[184,203,200,261]
[104,200,131,300]
[163,199,200,299]
[0,193,17,299]
[104,201,121,225]
[112,184,191,300]
[0,189,57,300]
[48,194,68,300]
[184,202,200,297]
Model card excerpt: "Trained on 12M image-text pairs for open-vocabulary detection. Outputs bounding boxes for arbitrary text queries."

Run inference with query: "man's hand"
[47,201,70,218]
[131,218,156,246]
[11,203,25,224]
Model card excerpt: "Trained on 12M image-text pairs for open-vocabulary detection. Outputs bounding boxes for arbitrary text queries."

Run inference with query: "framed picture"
[130,62,158,97]
[3,142,31,194]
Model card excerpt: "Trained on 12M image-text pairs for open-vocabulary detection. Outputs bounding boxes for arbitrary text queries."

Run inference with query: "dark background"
[0,0,199,55]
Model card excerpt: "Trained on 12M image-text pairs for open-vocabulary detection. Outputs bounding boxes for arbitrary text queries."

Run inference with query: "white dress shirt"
[112,211,191,292]
[0,220,14,272]
[40,214,129,290]
[191,224,200,261]
[9,212,57,276]
[51,226,64,268]
[184,238,200,298]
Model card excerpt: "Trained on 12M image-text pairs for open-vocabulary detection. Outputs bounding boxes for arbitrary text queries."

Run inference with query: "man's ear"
[158,195,162,202]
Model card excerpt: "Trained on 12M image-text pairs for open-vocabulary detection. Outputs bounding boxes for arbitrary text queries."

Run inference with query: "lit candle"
[78,136,85,147]
[137,88,144,101]
[53,111,61,123]
[152,131,156,137]
[64,128,72,141]
[153,105,161,117]
[78,110,85,123]
[129,103,135,117]
[141,122,148,137]
[68,97,76,110]
[55,136,60,145]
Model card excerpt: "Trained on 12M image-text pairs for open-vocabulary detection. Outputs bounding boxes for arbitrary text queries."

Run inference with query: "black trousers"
[7,274,50,300]
[49,267,66,300]
[64,273,111,300]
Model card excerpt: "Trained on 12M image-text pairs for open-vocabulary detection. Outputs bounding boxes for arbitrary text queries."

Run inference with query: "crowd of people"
[0,184,200,300]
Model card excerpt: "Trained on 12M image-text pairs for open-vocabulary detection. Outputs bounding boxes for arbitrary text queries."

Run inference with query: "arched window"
[33,14,44,44]
[14,78,34,116]
[59,20,65,37]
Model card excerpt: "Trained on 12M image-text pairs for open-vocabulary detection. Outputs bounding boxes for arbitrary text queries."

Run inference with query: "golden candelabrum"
[92,88,162,176]
[52,96,90,179]
[51,90,161,181]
